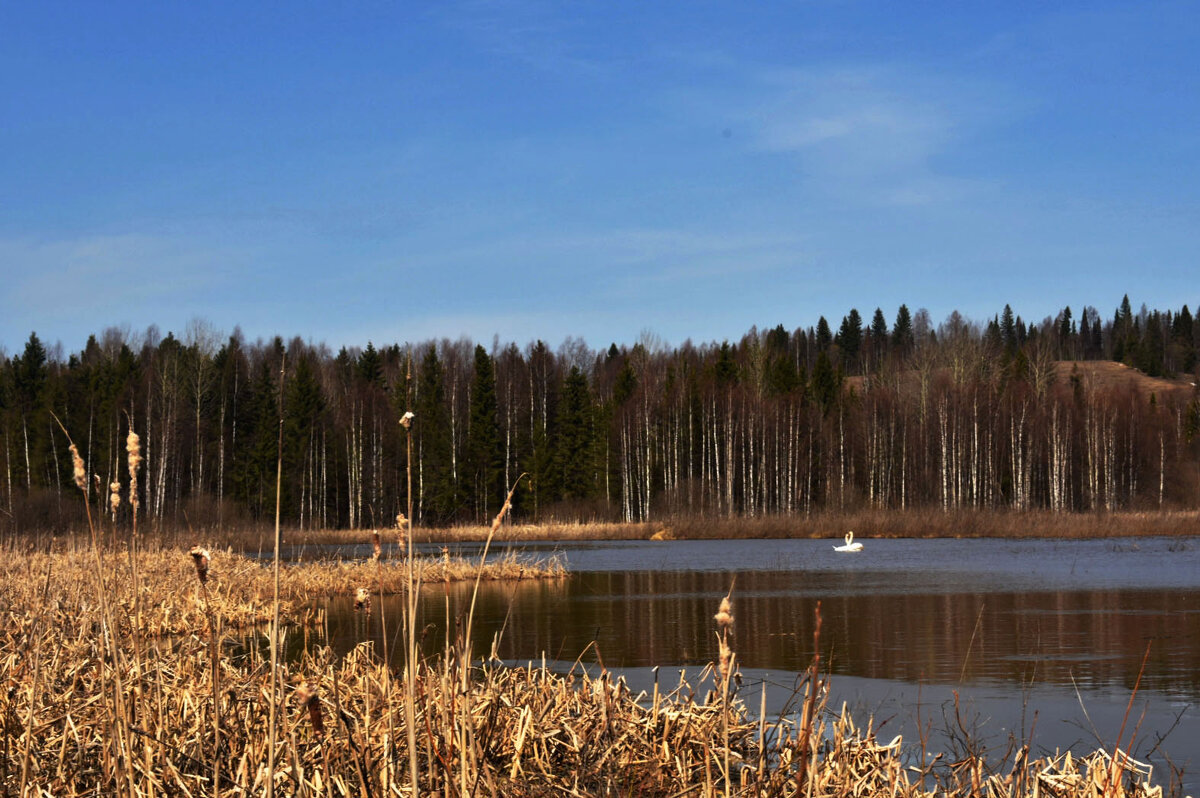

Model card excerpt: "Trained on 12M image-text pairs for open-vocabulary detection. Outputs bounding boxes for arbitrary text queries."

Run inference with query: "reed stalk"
[267,353,286,798]
[1106,640,1154,798]
[401,393,419,794]
[796,600,823,794]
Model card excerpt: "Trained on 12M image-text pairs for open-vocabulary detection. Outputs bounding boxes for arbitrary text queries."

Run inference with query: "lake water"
[288,537,1200,793]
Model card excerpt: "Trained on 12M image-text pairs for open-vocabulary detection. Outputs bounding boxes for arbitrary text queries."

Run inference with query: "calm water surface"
[288,537,1200,790]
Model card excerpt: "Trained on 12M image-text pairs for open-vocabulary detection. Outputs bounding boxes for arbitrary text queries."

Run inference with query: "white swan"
[833,530,863,552]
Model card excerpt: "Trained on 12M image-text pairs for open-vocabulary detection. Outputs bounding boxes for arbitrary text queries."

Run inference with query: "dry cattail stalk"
[109,482,121,515]
[354,587,371,612]
[371,530,382,560]
[189,547,211,585]
[399,411,415,429]
[294,682,325,738]
[69,444,87,491]
[714,589,736,683]
[490,480,520,535]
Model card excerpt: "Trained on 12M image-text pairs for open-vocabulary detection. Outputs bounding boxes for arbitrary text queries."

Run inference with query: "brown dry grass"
[846,359,1197,400]
[0,544,565,638]
[1053,360,1196,400]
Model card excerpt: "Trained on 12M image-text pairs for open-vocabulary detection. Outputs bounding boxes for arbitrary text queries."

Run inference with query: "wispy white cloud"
[700,64,1022,207]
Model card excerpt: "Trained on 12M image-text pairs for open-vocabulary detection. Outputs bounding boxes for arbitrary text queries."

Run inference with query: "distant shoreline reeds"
[251,507,1200,546]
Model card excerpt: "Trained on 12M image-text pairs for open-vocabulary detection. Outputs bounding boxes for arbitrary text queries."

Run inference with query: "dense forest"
[2,295,1199,534]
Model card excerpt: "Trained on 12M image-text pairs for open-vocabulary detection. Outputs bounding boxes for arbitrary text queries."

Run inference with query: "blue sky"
[2,1,1198,357]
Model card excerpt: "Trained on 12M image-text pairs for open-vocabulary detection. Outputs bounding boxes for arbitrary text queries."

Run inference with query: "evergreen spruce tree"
[1058,306,1073,356]
[416,345,455,523]
[714,341,738,386]
[1138,311,1166,377]
[232,357,282,519]
[612,358,637,406]
[12,332,50,490]
[283,352,326,518]
[765,324,790,355]
[1113,294,1134,363]
[553,366,596,503]
[869,308,889,365]
[766,350,801,396]
[811,350,839,412]
[1172,306,1196,374]
[1000,304,1018,356]
[466,344,502,520]
[358,342,384,388]
[815,317,833,352]
[892,305,914,355]
[836,309,863,371]
[984,317,1002,352]
[1079,311,1092,360]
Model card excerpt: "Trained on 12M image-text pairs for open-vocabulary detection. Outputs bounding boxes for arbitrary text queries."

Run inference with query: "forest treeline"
[2,295,1199,534]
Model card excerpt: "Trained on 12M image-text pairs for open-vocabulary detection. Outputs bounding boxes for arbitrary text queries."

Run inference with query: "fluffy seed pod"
[69,444,87,491]
[126,431,141,475]
[354,587,371,612]
[109,482,121,514]
[714,596,733,629]
[718,635,733,681]
[399,411,415,430]
[189,546,211,585]
[126,431,141,512]
[372,530,382,560]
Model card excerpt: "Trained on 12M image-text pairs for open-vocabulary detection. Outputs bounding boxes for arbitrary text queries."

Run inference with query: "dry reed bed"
[0,622,1167,797]
[0,546,1170,796]
[0,546,565,637]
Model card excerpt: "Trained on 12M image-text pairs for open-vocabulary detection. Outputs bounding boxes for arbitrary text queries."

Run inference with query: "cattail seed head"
[718,635,733,681]
[371,530,382,560]
[189,546,211,585]
[109,482,121,513]
[294,682,325,738]
[126,431,141,512]
[126,431,142,476]
[399,411,415,430]
[354,587,371,612]
[69,444,87,491]
[714,596,733,629]
[395,513,409,547]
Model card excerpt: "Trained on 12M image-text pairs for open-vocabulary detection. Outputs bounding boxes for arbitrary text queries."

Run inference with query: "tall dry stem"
[797,600,823,794]
[267,352,286,798]
[398,368,420,795]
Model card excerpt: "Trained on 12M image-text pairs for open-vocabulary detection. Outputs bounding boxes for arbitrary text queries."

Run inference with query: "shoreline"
[285,508,1200,546]
[21,508,1200,551]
